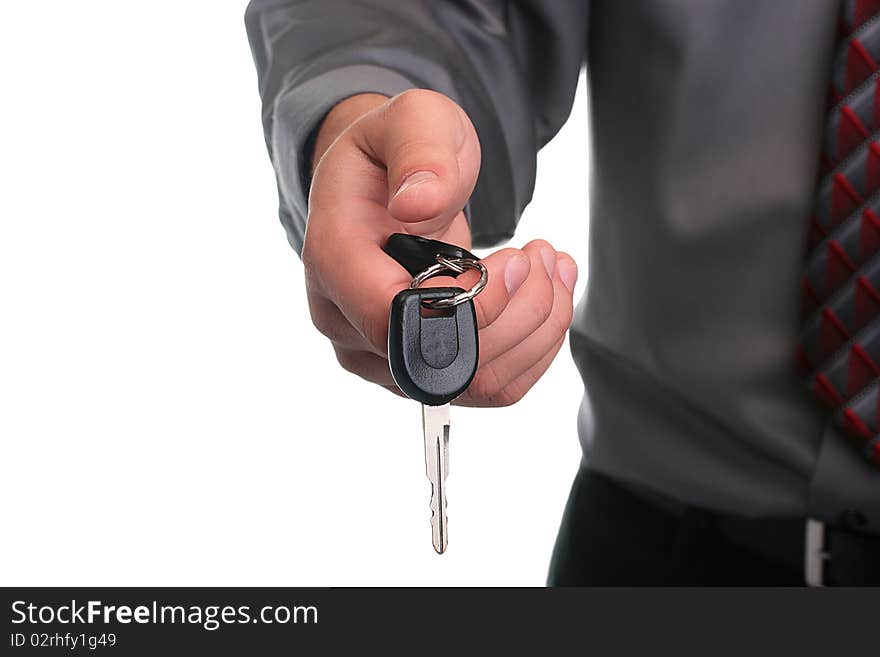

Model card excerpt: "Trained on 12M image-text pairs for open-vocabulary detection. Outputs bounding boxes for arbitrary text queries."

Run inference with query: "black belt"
[621,479,880,586]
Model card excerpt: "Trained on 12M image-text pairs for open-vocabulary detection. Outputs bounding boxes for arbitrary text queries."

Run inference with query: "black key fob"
[383,233,478,277]
[388,287,478,406]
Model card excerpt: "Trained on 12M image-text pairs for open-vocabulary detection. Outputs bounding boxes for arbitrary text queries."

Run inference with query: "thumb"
[358,89,480,230]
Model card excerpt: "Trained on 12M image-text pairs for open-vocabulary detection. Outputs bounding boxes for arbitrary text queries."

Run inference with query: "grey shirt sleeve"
[244,0,589,253]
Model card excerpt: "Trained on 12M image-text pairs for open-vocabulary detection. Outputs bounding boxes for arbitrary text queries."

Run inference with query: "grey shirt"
[245,0,880,532]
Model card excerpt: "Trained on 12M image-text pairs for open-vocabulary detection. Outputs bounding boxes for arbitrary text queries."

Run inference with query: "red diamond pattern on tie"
[852,0,880,29]
[855,275,880,326]
[859,208,880,259]
[800,0,880,469]
[830,173,862,228]
[838,106,870,158]
[845,39,877,92]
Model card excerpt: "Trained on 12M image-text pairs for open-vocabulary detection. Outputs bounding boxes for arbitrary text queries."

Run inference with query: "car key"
[388,287,478,553]
[385,234,486,553]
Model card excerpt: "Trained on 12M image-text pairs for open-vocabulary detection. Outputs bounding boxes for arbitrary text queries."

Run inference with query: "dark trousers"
[547,468,805,586]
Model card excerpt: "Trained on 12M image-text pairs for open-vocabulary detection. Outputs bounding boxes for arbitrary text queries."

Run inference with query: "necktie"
[799,0,880,468]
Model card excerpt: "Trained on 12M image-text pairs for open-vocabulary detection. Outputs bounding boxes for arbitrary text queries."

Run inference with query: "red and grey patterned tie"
[798,0,880,468]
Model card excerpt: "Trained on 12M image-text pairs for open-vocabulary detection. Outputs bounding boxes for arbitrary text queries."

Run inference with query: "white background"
[0,1,589,586]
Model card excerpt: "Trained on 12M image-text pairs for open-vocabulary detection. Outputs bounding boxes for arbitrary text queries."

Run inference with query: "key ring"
[410,255,488,308]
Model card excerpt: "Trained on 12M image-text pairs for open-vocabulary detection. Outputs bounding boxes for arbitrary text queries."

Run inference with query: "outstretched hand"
[303,90,577,406]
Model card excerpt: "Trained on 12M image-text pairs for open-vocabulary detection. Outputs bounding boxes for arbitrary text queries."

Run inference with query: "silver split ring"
[410,255,488,308]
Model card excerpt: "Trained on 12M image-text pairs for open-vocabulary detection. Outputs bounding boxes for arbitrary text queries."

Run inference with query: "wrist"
[311,93,389,173]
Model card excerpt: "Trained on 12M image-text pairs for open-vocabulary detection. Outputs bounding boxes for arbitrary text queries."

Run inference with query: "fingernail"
[558,257,578,292]
[540,246,556,278]
[504,254,530,296]
[393,170,438,199]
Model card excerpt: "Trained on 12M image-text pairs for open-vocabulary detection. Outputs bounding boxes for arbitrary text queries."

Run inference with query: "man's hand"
[303,89,577,406]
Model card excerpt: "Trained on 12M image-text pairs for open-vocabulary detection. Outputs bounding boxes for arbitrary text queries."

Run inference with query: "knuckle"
[493,385,526,408]
[547,300,574,337]
[308,305,331,337]
[473,302,491,330]
[301,241,318,275]
[301,228,328,279]
[469,365,504,401]
[394,138,452,171]
[524,238,553,253]
[333,347,359,375]
[529,291,554,325]
[359,309,388,354]
[309,305,343,342]
[389,88,451,114]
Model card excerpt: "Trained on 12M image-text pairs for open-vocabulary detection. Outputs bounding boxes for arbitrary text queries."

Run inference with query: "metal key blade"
[422,403,450,554]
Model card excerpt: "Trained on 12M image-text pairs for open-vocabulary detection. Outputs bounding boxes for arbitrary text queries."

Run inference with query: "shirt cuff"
[271,65,416,254]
